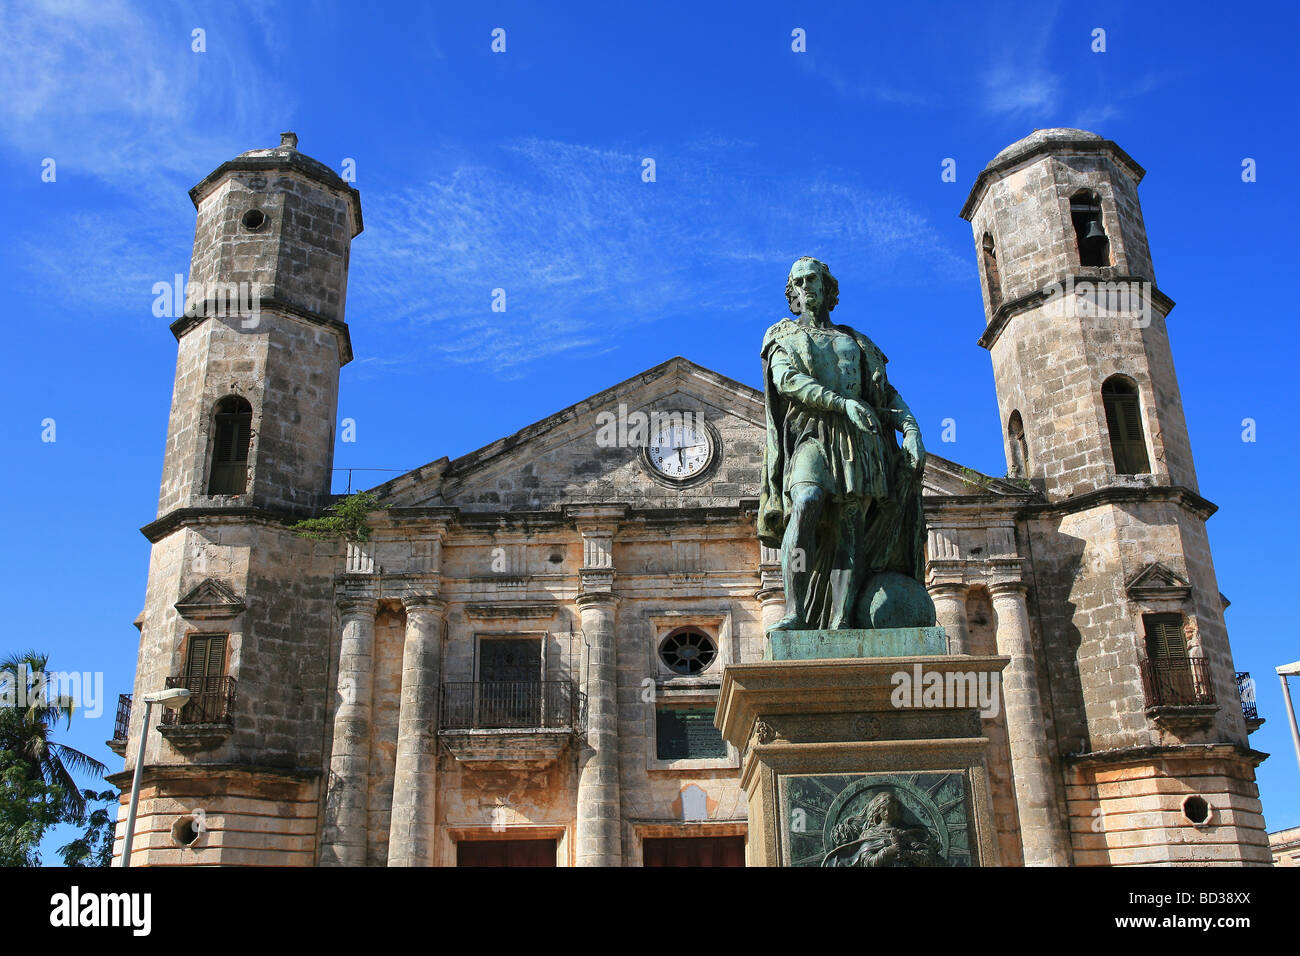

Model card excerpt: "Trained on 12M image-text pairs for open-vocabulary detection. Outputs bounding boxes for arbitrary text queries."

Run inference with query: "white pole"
[1280,674,1300,777]
[118,699,153,868]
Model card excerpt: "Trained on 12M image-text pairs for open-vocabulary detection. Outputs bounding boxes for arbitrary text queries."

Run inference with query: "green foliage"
[57,789,119,867]
[0,752,64,866]
[0,651,115,866]
[290,491,388,542]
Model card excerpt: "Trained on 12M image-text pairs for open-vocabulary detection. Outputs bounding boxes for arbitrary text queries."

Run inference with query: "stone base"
[766,626,948,660]
[717,655,1009,867]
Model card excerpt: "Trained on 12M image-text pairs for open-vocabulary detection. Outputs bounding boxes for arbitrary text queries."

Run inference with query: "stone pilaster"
[756,544,785,635]
[320,592,378,866]
[989,578,1071,865]
[387,594,446,867]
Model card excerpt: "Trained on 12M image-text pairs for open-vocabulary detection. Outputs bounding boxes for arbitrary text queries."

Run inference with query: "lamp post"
[1278,660,1300,777]
[118,687,191,867]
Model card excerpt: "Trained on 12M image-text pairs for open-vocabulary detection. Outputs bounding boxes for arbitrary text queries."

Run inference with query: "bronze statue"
[822,791,942,867]
[758,257,929,632]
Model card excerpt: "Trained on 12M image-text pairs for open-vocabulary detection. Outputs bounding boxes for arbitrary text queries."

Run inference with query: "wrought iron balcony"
[113,693,132,740]
[107,693,133,756]
[160,675,237,726]
[1235,672,1257,720]
[1141,657,1215,709]
[440,680,584,732]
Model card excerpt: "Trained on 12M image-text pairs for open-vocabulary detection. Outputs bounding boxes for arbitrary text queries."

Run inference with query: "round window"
[660,629,717,676]
[241,208,267,231]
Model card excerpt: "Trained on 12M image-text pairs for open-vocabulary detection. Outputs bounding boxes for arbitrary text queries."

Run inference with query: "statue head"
[785,256,840,316]
[865,791,903,828]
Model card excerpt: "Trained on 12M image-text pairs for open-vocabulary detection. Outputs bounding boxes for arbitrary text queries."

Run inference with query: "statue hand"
[902,429,925,473]
[844,399,879,436]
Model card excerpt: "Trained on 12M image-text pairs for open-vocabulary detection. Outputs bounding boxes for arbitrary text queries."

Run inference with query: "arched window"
[1101,377,1150,474]
[1007,410,1028,477]
[1070,190,1110,267]
[981,233,1003,310]
[208,396,252,494]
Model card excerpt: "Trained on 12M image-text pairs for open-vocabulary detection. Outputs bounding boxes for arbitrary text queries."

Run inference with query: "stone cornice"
[1064,742,1268,770]
[140,505,314,544]
[1019,484,1217,521]
[168,295,354,366]
[106,762,321,789]
[975,274,1175,352]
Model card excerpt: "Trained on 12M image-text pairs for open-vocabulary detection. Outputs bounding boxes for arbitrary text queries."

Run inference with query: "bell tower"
[960,130,1270,865]
[116,134,363,866]
[961,128,1195,500]
[157,130,361,518]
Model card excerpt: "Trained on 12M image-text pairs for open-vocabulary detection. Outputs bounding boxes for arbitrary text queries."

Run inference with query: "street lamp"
[1278,660,1300,777]
[118,687,191,867]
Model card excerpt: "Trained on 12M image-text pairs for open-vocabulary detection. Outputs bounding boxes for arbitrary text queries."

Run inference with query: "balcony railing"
[160,675,237,726]
[1235,671,1258,721]
[440,681,584,732]
[113,693,132,741]
[1141,657,1215,709]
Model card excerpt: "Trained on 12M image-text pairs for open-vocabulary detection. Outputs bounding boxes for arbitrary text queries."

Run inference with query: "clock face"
[647,421,713,481]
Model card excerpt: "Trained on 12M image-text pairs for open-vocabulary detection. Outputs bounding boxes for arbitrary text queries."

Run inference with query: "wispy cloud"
[349,136,967,377]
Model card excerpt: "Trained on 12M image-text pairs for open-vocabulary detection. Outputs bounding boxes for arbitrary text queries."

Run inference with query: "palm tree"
[0,650,108,820]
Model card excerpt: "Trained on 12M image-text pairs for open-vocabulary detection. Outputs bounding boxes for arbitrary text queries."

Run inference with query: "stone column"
[387,595,446,867]
[990,580,1071,866]
[575,590,621,866]
[929,583,970,655]
[321,595,378,866]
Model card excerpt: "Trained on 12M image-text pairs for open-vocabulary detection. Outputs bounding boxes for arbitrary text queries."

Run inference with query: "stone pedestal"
[717,649,1009,867]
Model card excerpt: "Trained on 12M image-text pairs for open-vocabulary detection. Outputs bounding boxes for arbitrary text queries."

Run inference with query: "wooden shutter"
[1103,386,1151,474]
[209,400,252,494]
[185,635,227,680]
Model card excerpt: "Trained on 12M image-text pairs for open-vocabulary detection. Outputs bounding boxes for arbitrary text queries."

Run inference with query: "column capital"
[755,586,785,605]
[337,592,379,616]
[402,594,446,614]
[988,579,1028,600]
[927,578,969,597]
[575,590,619,609]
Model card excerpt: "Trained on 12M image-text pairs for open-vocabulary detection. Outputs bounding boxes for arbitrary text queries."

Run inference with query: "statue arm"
[769,345,847,414]
[884,383,921,436]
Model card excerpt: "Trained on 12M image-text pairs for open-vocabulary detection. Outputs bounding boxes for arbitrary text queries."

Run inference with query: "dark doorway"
[457,839,557,867]
[643,835,745,867]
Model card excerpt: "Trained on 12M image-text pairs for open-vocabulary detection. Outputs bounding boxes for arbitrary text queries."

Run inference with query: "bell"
[1084,219,1106,241]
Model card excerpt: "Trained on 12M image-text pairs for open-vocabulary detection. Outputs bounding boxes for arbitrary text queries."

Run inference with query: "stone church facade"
[109,128,1271,866]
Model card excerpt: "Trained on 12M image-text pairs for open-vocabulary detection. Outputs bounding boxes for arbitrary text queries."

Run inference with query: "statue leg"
[827,500,864,630]
[773,482,826,630]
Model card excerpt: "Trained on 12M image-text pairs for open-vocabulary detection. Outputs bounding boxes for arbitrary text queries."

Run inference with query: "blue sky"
[2,0,1296,860]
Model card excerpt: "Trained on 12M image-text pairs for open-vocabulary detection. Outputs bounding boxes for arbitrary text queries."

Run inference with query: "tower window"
[1101,377,1150,475]
[981,233,1003,311]
[240,208,266,231]
[1007,411,1028,477]
[1071,191,1110,267]
[208,396,252,494]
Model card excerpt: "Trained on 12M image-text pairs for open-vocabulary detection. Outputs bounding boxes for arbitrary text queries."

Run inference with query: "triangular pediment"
[371,356,765,510]
[920,455,1037,499]
[1126,562,1192,601]
[175,578,246,619]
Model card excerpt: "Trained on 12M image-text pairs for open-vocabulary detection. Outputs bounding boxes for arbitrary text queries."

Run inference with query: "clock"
[645,417,716,483]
